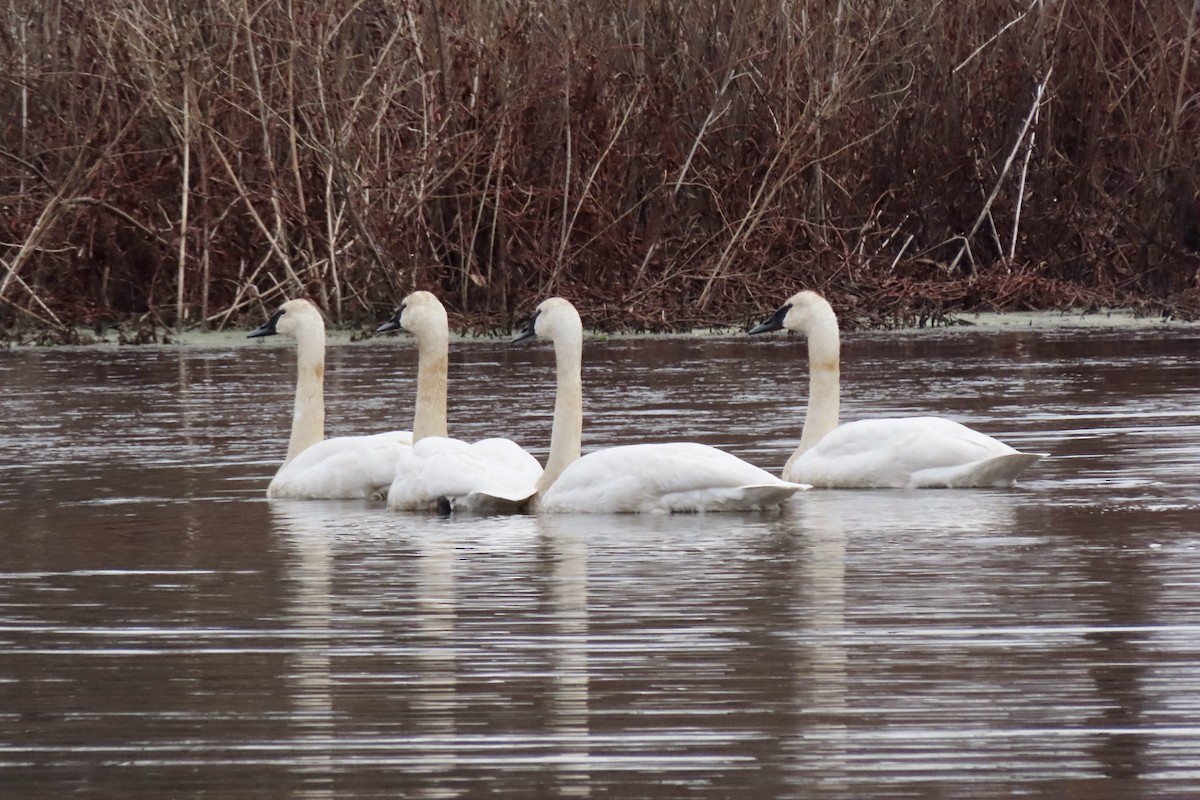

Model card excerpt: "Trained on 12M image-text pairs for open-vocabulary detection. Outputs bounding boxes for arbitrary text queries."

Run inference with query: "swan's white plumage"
[790,417,1040,488]
[251,298,411,500]
[379,291,541,513]
[387,436,543,512]
[538,442,805,513]
[750,290,1043,488]
[268,431,412,499]
[519,297,808,513]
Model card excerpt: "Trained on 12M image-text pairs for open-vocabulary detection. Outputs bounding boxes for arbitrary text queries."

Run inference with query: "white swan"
[249,298,411,499]
[376,291,542,513]
[513,297,808,513]
[748,290,1043,488]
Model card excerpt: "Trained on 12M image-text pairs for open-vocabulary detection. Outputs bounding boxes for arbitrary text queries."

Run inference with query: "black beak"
[376,305,405,334]
[248,309,284,338]
[748,303,791,335]
[511,310,540,343]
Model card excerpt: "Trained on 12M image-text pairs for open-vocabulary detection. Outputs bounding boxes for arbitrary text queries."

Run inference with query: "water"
[2,324,1199,798]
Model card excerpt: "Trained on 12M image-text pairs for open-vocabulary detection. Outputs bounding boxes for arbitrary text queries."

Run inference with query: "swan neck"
[538,334,583,495]
[412,328,450,442]
[286,328,326,465]
[797,314,841,455]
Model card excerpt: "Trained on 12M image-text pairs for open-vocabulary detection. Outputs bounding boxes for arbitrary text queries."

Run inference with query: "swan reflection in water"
[792,492,849,789]
[268,484,1066,794]
[270,502,592,797]
[273,500,338,800]
[272,501,479,799]
[536,514,592,797]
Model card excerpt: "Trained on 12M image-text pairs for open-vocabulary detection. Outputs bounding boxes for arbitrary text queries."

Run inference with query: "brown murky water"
[2,324,1199,798]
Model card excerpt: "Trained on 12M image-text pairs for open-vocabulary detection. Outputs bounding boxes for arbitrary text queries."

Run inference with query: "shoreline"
[2,307,1193,351]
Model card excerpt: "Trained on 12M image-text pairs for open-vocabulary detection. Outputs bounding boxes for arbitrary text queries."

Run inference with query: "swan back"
[538,443,807,513]
[268,431,412,499]
[387,435,542,513]
[785,416,1040,488]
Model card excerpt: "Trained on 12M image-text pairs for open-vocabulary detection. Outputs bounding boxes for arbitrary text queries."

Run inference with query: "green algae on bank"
[3,306,1193,350]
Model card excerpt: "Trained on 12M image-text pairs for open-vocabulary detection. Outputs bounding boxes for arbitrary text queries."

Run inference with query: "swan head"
[748,291,836,336]
[512,297,581,344]
[249,298,325,340]
[377,291,448,339]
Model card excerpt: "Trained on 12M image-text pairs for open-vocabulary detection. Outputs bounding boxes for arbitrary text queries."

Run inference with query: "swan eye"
[375,307,405,334]
[511,310,540,343]
[248,308,285,338]
[769,303,793,325]
[748,303,790,335]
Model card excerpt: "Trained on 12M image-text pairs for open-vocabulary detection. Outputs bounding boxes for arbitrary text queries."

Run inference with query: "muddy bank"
[3,306,1192,351]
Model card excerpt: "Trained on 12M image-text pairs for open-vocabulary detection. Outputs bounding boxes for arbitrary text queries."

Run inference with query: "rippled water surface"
[2,324,1199,798]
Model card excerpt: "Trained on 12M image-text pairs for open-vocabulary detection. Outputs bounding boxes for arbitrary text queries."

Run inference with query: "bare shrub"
[0,0,1197,334]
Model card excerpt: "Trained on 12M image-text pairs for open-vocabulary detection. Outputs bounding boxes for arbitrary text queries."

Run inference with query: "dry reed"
[0,0,1197,336]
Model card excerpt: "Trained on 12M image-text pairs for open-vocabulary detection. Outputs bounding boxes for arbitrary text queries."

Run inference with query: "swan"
[376,291,542,513]
[249,298,411,499]
[748,290,1043,488]
[513,297,808,513]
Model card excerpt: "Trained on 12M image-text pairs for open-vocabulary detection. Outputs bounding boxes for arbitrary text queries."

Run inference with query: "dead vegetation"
[1,0,1197,338]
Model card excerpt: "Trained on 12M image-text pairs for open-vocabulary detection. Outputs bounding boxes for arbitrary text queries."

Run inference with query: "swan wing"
[911,451,1044,488]
[267,431,412,499]
[786,417,1039,488]
[540,442,808,513]
[387,436,543,512]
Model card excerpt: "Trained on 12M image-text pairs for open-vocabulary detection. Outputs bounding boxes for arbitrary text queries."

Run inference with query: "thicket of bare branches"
[1,0,1198,335]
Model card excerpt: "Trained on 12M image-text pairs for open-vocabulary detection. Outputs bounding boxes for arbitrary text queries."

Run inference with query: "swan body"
[785,416,1041,489]
[387,436,545,513]
[377,291,542,513]
[535,442,804,513]
[265,431,413,499]
[514,297,808,513]
[749,290,1042,488]
[250,299,411,499]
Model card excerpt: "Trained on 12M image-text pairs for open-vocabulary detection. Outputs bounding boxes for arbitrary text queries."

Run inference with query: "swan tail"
[453,488,537,514]
[732,482,810,508]
[915,452,1044,488]
[660,482,809,512]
